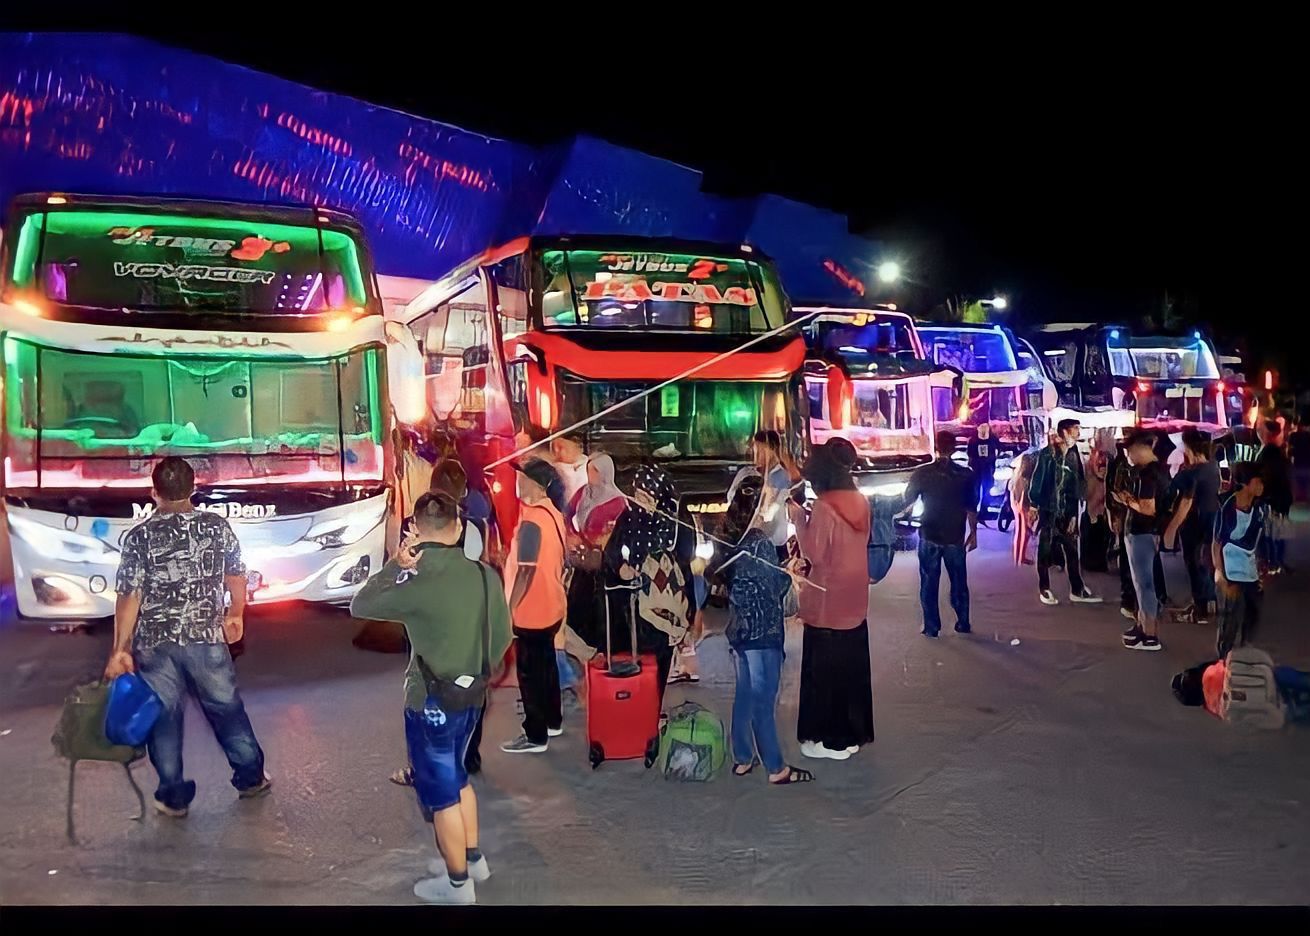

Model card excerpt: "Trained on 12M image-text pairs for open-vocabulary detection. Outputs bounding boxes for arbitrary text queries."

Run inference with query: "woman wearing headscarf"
[786,439,875,762]
[1080,428,1116,573]
[563,453,627,658]
[603,463,695,705]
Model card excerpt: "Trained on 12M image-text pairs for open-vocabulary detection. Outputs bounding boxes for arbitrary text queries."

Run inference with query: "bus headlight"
[304,500,387,549]
[8,515,114,563]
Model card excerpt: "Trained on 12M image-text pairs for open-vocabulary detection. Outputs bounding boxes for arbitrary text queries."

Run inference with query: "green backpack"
[51,680,148,844]
[657,702,727,782]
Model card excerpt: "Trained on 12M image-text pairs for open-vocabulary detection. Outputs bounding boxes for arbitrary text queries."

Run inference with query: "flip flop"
[769,766,815,786]
[733,759,760,777]
[389,767,414,787]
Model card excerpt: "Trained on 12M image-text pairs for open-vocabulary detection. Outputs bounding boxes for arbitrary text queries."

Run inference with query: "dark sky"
[136,31,1301,384]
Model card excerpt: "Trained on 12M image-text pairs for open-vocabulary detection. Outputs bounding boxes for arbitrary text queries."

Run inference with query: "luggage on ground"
[656,701,726,781]
[1221,647,1284,730]
[586,583,661,769]
[51,680,148,844]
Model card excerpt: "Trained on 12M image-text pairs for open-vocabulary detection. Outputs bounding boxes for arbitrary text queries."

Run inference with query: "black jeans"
[1216,581,1261,658]
[1181,519,1216,609]
[514,623,563,744]
[1119,528,1168,612]
[1038,512,1085,593]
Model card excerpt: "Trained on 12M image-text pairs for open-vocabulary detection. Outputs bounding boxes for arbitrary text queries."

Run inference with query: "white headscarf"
[572,453,624,530]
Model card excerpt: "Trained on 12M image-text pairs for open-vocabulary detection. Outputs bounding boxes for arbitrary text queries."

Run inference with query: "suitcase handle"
[602,581,642,677]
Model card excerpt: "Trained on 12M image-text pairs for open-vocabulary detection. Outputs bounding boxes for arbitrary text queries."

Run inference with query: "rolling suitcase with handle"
[586,582,661,769]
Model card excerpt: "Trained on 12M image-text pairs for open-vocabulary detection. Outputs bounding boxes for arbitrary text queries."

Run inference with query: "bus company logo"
[599,254,689,274]
[108,228,290,261]
[581,278,757,307]
[132,502,278,520]
[113,262,277,285]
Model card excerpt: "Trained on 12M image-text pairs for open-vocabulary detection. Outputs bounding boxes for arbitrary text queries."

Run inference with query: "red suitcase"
[586,583,661,769]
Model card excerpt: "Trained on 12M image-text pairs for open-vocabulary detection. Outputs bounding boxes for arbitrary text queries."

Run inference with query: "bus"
[390,236,806,544]
[1029,324,1228,436]
[1,194,392,620]
[795,306,942,499]
[916,323,1034,514]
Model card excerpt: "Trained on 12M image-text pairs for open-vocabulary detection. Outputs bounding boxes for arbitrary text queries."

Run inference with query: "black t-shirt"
[905,458,977,546]
[967,437,998,472]
[1256,443,1293,515]
[1127,461,1173,536]
[1174,460,1221,520]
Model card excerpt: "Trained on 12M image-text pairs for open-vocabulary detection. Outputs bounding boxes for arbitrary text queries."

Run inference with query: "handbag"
[416,565,492,713]
[104,672,163,748]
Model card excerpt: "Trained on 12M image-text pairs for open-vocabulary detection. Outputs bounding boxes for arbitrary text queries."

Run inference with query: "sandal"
[667,671,700,685]
[389,767,414,787]
[769,766,815,786]
[733,759,759,777]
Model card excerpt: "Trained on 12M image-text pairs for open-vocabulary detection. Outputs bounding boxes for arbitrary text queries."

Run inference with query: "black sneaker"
[1122,626,1146,648]
[1131,634,1163,652]
[921,630,940,639]
[954,622,972,634]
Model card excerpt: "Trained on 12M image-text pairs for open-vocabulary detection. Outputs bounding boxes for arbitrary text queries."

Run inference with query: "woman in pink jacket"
[787,439,875,762]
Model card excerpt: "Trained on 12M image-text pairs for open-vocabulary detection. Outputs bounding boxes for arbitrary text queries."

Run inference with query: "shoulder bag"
[415,564,493,713]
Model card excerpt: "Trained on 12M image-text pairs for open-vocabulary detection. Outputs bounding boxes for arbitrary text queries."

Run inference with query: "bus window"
[488,253,529,341]
[414,281,490,429]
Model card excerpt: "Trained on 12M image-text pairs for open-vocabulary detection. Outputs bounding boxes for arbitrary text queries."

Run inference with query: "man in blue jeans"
[903,430,979,638]
[103,457,269,818]
[1115,431,1171,651]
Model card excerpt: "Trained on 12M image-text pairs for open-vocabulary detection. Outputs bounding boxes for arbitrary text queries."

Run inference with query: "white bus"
[1,194,393,620]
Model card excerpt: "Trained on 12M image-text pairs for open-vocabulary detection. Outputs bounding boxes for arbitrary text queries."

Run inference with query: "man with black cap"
[500,457,570,754]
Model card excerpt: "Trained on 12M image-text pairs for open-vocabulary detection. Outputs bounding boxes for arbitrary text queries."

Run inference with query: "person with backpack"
[102,457,269,818]
[1213,462,1269,658]
[1256,419,1293,575]
[902,429,978,638]
[713,477,813,786]
[500,458,570,755]
[787,439,874,762]
[351,491,512,905]
[1165,428,1221,625]
[1114,430,1171,651]
[1027,418,1101,606]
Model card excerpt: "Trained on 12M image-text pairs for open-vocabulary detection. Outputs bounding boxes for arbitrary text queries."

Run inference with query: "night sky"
[137,31,1301,388]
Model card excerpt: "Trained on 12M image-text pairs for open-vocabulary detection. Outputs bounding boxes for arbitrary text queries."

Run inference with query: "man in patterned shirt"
[103,456,269,817]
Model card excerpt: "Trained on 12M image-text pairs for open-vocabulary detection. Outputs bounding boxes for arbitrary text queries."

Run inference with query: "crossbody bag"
[415,564,492,713]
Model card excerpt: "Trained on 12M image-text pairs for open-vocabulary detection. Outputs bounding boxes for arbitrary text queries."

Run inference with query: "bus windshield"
[3,338,384,488]
[539,249,783,333]
[920,328,1018,373]
[811,316,920,366]
[1108,335,1220,380]
[807,377,932,463]
[557,378,790,461]
[8,208,371,313]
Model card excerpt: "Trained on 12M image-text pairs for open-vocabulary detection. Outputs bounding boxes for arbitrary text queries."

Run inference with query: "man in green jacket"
[351,491,512,906]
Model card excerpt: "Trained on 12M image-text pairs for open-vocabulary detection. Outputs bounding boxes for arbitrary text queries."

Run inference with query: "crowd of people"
[98,410,1303,905]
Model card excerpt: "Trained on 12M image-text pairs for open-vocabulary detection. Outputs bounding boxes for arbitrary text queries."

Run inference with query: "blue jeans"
[404,700,480,818]
[730,647,785,774]
[135,641,265,810]
[918,539,970,635]
[556,649,579,691]
[1125,532,1161,620]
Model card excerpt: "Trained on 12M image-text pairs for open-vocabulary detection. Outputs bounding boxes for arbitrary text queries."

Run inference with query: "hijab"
[572,453,624,529]
[804,439,859,495]
[618,464,680,566]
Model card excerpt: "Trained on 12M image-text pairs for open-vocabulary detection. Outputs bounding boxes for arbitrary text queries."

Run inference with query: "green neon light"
[364,348,382,443]
[18,209,369,306]
[10,213,45,287]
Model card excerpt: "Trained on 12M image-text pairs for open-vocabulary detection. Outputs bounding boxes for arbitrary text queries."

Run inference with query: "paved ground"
[1,522,1308,906]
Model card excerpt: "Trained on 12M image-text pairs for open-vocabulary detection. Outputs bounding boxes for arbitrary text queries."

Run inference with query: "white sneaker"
[414,875,475,905]
[1039,589,1059,606]
[845,746,860,755]
[547,726,564,738]
[800,741,851,761]
[1070,588,1103,604]
[428,855,490,882]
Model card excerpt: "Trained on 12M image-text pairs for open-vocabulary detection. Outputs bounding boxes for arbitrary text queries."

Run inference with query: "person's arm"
[508,520,542,611]
[1213,501,1236,593]
[963,473,979,550]
[349,555,417,623]
[105,531,146,678]
[896,473,922,519]
[791,498,831,562]
[220,521,248,642]
[1164,495,1193,549]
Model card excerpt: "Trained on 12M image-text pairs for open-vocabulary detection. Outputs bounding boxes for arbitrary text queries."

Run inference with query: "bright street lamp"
[877,261,901,284]
[982,295,1008,310]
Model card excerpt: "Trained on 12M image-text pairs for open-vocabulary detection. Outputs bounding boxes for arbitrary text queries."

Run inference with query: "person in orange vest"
[500,458,569,754]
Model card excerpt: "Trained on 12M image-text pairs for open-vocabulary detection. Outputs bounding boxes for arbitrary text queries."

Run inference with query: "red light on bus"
[1136,380,1150,393]
[1217,381,1226,393]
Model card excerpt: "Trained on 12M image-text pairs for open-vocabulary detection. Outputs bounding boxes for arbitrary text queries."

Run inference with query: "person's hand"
[618,563,637,581]
[103,649,134,681]
[690,556,708,576]
[1066,517,1078,536]
[966,531,979,552]
[1162,529,1177,551]
[222,612,244,644]
[1026,507,1039,527]
[395,545,420,571]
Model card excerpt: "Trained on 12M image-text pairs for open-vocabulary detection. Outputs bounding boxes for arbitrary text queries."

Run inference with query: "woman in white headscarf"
[564,454,628,659]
